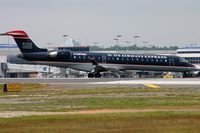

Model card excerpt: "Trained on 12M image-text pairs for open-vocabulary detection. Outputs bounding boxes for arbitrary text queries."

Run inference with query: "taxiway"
[0,78,200,89]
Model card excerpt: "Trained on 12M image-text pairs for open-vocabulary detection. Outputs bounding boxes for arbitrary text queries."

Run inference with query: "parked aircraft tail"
[0,30,47,53]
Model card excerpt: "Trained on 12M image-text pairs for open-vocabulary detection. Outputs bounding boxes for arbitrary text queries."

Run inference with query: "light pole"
[114,38,119,51]
[148,44,154,49]
[47,42,52,48]
[134,35,140,45]
[114,38,118,45]
[133,35,140,51]
[113,35,122,51]
[93,42,101,50]
[116,35,122,46]
[141,41,148,47]
[93,42,99,45]
[63,34,68,45]
[125,41,131,51]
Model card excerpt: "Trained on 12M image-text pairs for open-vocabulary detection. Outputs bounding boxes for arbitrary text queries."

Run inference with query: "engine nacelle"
[49,50,71,59]
[49,51,58,57]
[18,52,49,60]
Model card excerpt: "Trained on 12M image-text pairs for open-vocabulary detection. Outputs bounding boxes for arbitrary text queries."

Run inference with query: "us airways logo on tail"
[22,42,33,49]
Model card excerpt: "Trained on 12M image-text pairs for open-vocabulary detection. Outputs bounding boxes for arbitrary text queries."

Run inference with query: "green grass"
[0,112,200,133]
[0,86,160,96]
[0,95,199,111]
[0,85,200,133]
[61,87,159,95]
[0,85,200,111]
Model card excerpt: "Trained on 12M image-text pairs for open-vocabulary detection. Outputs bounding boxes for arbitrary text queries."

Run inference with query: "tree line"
[90,44,178,51]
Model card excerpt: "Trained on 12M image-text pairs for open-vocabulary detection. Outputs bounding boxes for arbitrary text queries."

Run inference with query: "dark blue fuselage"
[19,50,196,72]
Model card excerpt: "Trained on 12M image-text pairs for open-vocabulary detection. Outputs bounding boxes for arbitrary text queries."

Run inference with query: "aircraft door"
[169,59,174,66]
[102,55,106,63]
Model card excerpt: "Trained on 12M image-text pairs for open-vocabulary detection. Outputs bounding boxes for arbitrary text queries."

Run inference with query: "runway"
[0,78,200,88]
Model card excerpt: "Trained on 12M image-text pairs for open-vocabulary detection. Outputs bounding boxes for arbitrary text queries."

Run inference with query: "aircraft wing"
[88,57,121,75]
[88,58,107,73]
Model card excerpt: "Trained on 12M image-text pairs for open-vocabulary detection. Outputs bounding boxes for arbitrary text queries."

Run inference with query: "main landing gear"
[182,72,193,78]
[88,72,102,78]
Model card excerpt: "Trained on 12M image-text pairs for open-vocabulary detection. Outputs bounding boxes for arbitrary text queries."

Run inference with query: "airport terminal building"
[177,47,200,69]
[0,55,62,78]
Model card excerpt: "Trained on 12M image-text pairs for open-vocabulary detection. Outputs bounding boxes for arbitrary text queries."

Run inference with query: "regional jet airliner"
[0,30,197,78]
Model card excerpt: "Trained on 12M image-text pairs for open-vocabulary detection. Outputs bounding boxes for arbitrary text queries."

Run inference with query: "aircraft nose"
[188,62,197,69]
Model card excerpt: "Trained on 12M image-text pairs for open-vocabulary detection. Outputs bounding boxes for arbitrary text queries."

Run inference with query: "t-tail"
[0,30,47,53]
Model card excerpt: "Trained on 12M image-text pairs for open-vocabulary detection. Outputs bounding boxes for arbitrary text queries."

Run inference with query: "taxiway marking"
[144,84,161,89]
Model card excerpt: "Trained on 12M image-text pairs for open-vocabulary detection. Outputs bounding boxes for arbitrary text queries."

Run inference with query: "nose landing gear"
[182,72,193,78]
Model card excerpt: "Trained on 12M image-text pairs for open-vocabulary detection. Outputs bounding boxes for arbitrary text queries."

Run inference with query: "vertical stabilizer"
[0,30,47,53]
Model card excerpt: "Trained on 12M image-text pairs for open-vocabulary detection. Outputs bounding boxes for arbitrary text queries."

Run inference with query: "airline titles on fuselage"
[72,52,169,63]
[73,52,167,59]
[108,53,167,59]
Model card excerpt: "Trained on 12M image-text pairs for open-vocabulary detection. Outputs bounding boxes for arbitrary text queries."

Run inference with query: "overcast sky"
[0,0,200,47]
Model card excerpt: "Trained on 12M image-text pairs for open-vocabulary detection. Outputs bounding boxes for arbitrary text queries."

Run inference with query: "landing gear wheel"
[94,73,102,78]
[88,73,94,78]
[183,72,192,78]
[88,72,101,78]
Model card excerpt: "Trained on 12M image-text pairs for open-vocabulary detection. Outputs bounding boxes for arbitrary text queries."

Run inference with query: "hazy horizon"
[1,0,200,48]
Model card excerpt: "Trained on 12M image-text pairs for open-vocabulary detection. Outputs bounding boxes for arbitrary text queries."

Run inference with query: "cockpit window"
[179,57,187,63]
